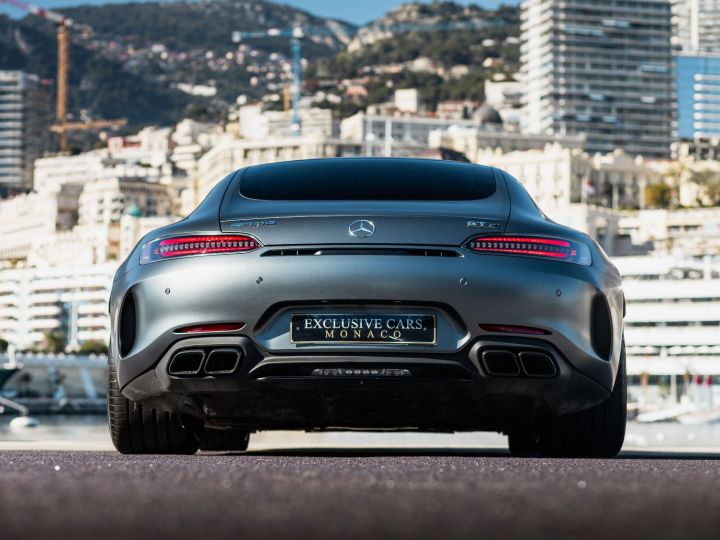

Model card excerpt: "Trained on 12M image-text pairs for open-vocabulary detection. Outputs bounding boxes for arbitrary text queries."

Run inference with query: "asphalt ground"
[1,449,720,540]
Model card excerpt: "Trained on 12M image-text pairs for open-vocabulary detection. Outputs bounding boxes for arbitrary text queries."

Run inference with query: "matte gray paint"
[109,159,624,425]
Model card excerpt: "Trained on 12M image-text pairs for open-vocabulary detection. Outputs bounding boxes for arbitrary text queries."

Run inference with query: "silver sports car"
[108,158,626,457]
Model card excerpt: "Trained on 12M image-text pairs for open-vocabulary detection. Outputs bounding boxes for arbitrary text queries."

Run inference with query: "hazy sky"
[0,0,518,26]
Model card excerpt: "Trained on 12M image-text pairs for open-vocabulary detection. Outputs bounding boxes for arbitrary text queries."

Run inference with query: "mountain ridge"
[0,1,519,135]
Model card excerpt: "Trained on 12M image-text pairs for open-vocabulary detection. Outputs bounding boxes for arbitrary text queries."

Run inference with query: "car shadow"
[234,446,510,457]
[215,447,720,459]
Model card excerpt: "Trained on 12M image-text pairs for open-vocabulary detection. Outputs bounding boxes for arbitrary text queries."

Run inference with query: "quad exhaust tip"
[168,349,205,376]
[204,349,242,375]
[481,350,521,377]
[168,348,243,377]
[481,349,557,378]
[518,351,557,378]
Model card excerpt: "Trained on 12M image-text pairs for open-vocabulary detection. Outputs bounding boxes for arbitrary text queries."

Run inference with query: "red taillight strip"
[480,324,550,335]
[157,236,259,258]
[471,246,570,259]
[140,234,261,264]
[465,234,590,266]
[478,236,570,247]
[175,323,246,334]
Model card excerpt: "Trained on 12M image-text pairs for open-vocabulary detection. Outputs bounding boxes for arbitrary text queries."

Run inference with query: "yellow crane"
[2,0,127,150]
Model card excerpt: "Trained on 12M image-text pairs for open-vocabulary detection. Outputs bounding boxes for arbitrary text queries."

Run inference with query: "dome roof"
[475,103,503,125]
[124,204,142,218]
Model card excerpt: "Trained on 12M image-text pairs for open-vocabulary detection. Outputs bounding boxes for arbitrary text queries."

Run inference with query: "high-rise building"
[521,0,674,158]
[672,0,720,53]
[0,71,52,192]
[676,52,720,139]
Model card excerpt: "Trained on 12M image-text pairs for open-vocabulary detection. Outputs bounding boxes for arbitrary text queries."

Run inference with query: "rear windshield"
[239,159,497,201]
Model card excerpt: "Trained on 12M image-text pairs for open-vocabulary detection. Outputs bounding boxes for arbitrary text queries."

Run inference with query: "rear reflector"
[140,234,260,264]
[465,235,591,266]
[480,324,550,335]
[175,323,245,334]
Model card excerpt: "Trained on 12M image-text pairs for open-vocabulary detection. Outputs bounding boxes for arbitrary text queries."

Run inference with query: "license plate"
[290,314,436,345]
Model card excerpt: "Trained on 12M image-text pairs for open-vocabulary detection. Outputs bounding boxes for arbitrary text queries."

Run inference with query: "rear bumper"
[120,334,611,431]
[112,247,623,428]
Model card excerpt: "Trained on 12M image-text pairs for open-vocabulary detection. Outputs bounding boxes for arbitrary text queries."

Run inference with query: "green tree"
[645,183,672,209]
[43,331,66,354]
[0,338,8,353]
[690,169,720,206]
[78,340,109,356]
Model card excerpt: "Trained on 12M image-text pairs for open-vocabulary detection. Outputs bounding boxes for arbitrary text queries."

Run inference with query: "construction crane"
[232,26,319,135]
[232,20,490,136]
[1,0,127,150]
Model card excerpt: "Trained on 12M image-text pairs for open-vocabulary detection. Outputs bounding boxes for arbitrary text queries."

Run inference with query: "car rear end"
[110,158,623,437]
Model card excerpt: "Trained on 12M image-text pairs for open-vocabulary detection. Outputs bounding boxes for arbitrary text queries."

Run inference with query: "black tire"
[107,351,199,455]
[199,428,251,452]
[509,342,627,458]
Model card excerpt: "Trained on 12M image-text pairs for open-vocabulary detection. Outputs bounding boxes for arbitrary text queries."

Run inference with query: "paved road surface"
[1,449,720,540]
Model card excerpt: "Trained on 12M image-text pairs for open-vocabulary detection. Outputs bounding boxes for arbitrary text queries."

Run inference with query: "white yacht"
[615,256,720,417]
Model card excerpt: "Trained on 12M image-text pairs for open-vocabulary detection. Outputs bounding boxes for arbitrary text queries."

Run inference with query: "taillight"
[465,235,591,266]
[140,234,261,264]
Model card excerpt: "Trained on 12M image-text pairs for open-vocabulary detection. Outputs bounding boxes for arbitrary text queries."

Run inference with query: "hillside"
[319,2,520,115]
[0,0,355,128]
[0,1,520,134]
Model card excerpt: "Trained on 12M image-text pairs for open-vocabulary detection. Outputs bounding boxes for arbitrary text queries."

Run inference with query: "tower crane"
[1,0,127,150]
[232,26,330,135]
[231,19,490,136]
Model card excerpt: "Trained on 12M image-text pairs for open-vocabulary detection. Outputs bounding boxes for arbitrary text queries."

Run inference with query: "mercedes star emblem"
[349,219,375,238]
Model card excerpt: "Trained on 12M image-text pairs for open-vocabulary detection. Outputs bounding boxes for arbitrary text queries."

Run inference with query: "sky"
[0,0,518,26]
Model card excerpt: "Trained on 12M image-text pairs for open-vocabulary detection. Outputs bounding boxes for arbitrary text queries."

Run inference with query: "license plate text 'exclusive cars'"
[291,314,436,344]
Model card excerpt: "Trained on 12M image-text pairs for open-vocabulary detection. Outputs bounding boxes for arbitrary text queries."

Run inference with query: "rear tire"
[509,342,627,458]
[107,351,199,455]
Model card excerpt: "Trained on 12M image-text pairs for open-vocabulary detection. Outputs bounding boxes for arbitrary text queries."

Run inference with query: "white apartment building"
[431,126,585,160]
[0,118,211,351]
[33,151,106,192]
[78,178,174,226]
[0,263,116,350]
[484,79,524,127]
[0,210,174,351]
[234,104,334,140]
[34,148,169,193]
[521,0,674,158]
[341,112,488,148]
[0,71,52,191]
[170,119,223,173]
[618,207,720,257]
[672,0,720,52]
[471,143,660,211]
[0,186,80,261]
[1,170,175,268]
[29,223,117,268]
